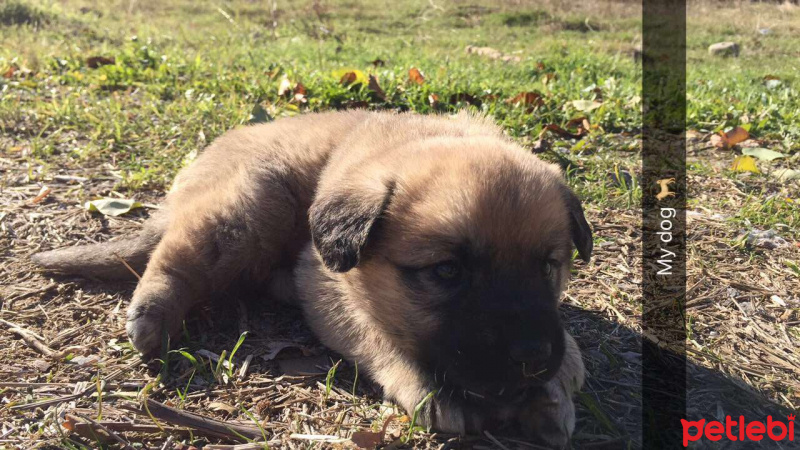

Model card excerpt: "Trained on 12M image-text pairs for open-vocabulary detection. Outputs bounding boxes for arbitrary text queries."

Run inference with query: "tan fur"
[33,111,589,447]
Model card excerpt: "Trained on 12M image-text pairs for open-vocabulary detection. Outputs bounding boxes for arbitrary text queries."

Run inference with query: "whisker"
[465,390,485,399]
[521,362,547,379]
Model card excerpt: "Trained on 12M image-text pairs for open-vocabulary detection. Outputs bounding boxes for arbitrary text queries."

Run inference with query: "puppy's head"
[309,136,592,404]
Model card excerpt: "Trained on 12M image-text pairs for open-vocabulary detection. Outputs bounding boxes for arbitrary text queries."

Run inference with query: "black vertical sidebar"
[642,0,687,448]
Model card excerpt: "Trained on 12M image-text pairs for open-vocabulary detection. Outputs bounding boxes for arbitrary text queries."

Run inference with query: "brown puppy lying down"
[33,111,591,448]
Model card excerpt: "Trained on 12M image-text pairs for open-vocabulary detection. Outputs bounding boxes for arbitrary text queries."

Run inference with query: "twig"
[205,443,281,450]
[70,420,188,436]
[482,430,512,450]
[238,354,253,381]
[72,413,135,450]
[112,252,142,280]
[289,434,348,443]
[4,282,58,304]
[0,318,46,340]
[159,435,175,450]
[11,357,142,411]
[0,318,57,357]
[121,399,266,442]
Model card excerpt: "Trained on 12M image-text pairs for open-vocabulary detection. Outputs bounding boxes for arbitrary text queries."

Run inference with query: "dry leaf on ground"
[711,126,749,149]
[86,56,115,69]
[408,67,425,85]
[730,155,759,173]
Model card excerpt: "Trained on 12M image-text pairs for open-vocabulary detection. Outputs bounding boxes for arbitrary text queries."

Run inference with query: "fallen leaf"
[292,82,307,104]
[565,116,591,132]
[332,68,367,85]
[571,99,602,112]
[428,94,440,107]
[408,67,425,85]
[339,71,357,85]
[730,155,759,173]
[742,147,784,162]
[531,139,551,153]
[208,401,237,415]
[725,126,749,146]
[62,415,76,431]
[367,75,387,101]
[505,91,544,108]
[277,77,293,96]
[448,93,479,106]
[260,341,304,361]
[86,56,115,69]
[770,295,786,307]
[351,431,382,449]
[30,185,51,204]
[3,65,17,79]
[712,126,749,149]
[351,414,398,449]
[773,168,800,182]
[84,198,144,217]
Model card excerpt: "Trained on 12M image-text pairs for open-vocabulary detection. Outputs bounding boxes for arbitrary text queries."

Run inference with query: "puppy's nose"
[510,341,552,368]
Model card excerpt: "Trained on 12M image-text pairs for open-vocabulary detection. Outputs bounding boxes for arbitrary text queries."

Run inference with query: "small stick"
[5,282,58,304]
[69,420,191,436]
[11,357,143,411]
[0,319,47,341]
[0,319,57,357]
[483,430,513,450]
[205,443,281,450]
[72,413,135,450]
[120,399,266,441]
[238,355,253,381]
[112,252,142,280]
[159,435,175,450]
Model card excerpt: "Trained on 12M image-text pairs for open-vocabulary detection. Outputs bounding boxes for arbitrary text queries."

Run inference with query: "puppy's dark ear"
[309,181,395,272]
[561,187,593,263]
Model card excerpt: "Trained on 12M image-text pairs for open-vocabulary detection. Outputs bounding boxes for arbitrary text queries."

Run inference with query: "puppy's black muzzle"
[429,302,566,403]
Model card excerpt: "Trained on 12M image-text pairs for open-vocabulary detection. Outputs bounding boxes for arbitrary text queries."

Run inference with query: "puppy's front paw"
[125,282,186,356]
[397,391,468,435]
[520,330,584,448]
[521,383,576,449]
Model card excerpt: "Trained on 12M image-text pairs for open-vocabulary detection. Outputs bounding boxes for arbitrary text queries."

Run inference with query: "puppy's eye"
[433,261,461,281]
[543,260,557,277]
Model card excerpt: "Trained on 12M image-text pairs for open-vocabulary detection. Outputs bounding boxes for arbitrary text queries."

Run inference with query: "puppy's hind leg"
[126,179,299,356]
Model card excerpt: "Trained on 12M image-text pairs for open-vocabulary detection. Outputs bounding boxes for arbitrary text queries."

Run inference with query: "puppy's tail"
[31,213,168,281]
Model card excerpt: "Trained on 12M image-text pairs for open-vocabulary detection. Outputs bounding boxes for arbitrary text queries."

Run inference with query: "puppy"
[33,111,591,447]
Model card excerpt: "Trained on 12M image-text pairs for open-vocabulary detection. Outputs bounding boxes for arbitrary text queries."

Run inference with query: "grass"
[1,0,799,448]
